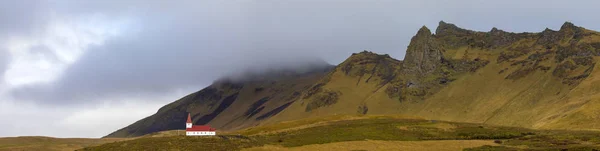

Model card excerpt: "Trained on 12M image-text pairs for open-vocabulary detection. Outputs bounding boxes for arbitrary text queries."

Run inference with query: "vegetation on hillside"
[105,65,333,138]
[83,116,600,151]
[0,137,128,151]
[110,21,600,140]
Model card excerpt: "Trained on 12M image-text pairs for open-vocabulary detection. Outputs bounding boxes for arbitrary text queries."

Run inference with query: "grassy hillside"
[13,21,600,150]
[109,21,600,138]
[263,21,600,132]
[398,22,600,130]
[266,52,407,123]
[105,65,333,138]
[83,115,600,150]
[245,140,499,151]
[0,137,128,151]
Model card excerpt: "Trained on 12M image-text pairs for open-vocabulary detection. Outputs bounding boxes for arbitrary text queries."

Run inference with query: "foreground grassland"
[0,136,127,151]
[243,140,499,151]
[82,115,600,151]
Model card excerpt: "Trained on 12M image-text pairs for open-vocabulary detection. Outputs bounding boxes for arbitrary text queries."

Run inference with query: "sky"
[0,0,599,138]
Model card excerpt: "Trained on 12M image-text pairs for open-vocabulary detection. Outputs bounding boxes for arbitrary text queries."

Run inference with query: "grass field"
[243,140,499,151]
[0,136,128,151]
[81,115,600,151]
[5,115,600,150]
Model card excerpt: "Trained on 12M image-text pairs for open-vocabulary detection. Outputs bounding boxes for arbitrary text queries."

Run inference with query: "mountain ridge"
[106,21,600,138]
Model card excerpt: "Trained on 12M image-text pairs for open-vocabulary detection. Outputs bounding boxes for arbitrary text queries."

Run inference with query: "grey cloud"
[0,50,6,80]
[0,0,52,80]
[0,0,50,36]
[7,0,600,106]
[9,1,423,105]
[29,45,60,62]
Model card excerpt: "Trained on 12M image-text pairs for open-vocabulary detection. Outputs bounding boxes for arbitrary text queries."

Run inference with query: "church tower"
[186,113,192,128]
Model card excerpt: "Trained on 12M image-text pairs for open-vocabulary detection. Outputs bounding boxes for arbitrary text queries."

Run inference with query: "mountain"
[105,62,334,138]
[106,21,600,138]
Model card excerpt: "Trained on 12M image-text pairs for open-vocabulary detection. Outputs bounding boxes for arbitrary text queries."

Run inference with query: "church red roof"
[186,113,192,123]
[186,125,216,131]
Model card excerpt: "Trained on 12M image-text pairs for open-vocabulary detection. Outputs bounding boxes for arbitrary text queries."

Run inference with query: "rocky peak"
[489,27,510,36]
[537,28,560,45]
[487,27,519,47]
[538,22,582,45]
[352,50,384,57]
[417,26,432,36]
[339,50,400,81]
[403,25,443,75]
[435,21,472,36]
[347,50,395,65]
[541,28,557,35]
[560,22,577,31]
[412,26,433,42]
[490,27,499,32]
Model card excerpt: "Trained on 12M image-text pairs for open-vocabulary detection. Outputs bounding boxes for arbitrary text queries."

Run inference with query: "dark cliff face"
[391,22,492,102]
[536,22,584,46]
[435,21,474,37]
[537,28,561,45]
[436,21,534,49]
[403,26,443,75]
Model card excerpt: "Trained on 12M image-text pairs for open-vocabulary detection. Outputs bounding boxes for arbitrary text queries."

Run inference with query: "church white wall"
[186,131,216,136]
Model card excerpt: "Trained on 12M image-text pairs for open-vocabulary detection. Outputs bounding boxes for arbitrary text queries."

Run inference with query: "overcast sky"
[0,0,599,138]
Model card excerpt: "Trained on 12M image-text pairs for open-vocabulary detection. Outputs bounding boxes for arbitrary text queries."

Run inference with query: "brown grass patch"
[242,140,499,151]
[237,115,422,136]
[0,136,128,151]
[421,123,457,131]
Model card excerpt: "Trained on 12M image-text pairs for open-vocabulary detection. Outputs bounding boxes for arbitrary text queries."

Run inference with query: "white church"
[185,113,216,136]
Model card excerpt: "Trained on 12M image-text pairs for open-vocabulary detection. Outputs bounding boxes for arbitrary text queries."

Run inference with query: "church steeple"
[186,113,192,128]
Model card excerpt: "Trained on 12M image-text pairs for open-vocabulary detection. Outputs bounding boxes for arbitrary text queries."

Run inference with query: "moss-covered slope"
[108,21,600,138]
[267,21,600,131]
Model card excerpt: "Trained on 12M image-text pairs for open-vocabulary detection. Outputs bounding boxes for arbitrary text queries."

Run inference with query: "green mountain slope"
[266,21,600,130]
[107,21,600,138]
[105,64,333,138]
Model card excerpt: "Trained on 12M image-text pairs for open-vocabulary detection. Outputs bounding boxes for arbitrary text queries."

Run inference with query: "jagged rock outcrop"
[537,28,561,46]
[435,21,474,37]
[537,22,584,47]
[560,22,578,32]
[296,21,600,131]
[437,21,532,49]
[391,23,489,102]
[403,26,443,75]
[488,27,519,47]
